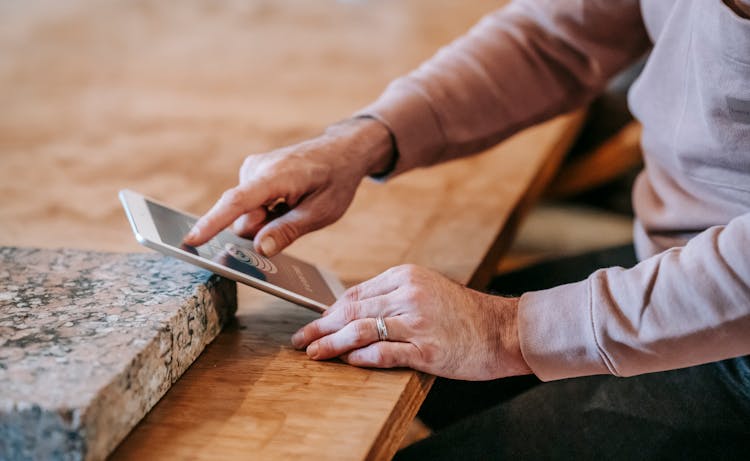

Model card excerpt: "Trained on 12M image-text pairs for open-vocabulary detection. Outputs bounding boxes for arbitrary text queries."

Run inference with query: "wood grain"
[0,1,583,459]
[110,288,423,461]
[467,110,586,289]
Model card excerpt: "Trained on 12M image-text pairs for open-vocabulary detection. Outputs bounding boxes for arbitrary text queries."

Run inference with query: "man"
[184,0,750,458]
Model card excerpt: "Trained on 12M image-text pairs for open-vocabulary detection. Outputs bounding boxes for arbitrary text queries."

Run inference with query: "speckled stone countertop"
[0,247,237,461]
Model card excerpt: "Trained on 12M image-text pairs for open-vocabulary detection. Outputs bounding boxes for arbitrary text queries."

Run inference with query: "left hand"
[291,264,532,381]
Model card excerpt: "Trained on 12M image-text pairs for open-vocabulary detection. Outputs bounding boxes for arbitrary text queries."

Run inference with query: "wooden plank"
[107,287,433,461]
[0,1,583,460]
[0,0,501,256]
[365,372,433,460]
[467,110,587,289]
[107,101,581,461]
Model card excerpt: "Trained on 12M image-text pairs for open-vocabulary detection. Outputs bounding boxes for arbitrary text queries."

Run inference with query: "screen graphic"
[145,200,335,305]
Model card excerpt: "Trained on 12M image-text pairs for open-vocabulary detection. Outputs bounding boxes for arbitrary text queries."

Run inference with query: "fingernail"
[291,330,304,349]
[260,236,277,256]
[185,227,199,242]
[306,343,319,359]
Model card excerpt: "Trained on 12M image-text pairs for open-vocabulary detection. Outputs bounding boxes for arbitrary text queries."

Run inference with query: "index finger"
[325,266,403,315]
[291,294,392,349]
[183,184,270,246]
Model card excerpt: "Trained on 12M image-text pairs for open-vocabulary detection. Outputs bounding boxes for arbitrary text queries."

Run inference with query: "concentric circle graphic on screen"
[224,243,278,274]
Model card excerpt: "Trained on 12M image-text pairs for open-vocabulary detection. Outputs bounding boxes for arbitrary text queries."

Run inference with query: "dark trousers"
[396,245,750,460]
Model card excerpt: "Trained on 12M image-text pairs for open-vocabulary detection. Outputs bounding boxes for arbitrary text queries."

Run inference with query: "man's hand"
[183,117,394,256]
[291,264,532,381]
[724,0,750,19]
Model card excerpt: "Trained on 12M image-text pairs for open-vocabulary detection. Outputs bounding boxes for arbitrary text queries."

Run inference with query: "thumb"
[253,202,321,257]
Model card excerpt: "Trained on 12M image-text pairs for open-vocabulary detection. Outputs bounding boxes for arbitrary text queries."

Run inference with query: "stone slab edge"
[0,248,237,461]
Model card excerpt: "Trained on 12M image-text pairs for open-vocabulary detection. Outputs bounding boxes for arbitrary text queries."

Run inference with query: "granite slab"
[0,247,237,461]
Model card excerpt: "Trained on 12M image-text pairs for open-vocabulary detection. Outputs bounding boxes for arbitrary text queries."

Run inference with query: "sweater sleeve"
[357,0,651,177]
[519,212,750,381]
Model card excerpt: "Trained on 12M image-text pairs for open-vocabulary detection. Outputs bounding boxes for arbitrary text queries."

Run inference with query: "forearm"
[519,213,750,381]
[358,0,651,177]
[724,0,750,18]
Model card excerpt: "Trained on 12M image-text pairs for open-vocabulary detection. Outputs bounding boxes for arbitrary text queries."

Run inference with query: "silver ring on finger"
[375,315,389,342]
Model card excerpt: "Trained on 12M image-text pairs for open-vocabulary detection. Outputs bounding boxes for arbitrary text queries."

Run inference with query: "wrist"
[361,118,397,177]
[485,294,532,377]
[327,117,396,177]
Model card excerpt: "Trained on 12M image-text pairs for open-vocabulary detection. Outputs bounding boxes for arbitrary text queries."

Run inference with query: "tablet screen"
[145,199,336,305]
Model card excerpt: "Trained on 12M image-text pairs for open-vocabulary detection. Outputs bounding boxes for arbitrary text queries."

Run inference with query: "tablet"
[119,189,345,313]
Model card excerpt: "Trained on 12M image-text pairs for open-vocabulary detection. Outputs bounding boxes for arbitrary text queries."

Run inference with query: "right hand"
[183,117,394,256]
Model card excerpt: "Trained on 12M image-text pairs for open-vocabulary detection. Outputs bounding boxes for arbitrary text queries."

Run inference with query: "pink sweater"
[361,0,750,380]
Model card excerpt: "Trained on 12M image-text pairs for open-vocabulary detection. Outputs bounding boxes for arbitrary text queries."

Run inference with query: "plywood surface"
[0,1,583,459]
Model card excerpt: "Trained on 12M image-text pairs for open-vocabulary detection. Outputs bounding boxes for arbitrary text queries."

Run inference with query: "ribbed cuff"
[355,78,445,178]
[518,279,612,381]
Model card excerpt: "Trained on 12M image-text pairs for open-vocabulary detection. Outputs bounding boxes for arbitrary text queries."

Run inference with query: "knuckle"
[240,156,256,174]
[342,302,360,323]
[401,285,422,304]
[316,338,332,356]
[344,285,361,302]
[241,156,273,182]
[399,264,421,283]
[221,188,245,208]
[369,346,386,365]
[273,221,299,246]
[257,165,275,179]
[409,313,428,331]
[378,345,402,368]
[255,159,281,178]
[396,348,421,371]
[394,264,411,274]
[387,265,402,276]
[305,321,321,339]
[385,353,400,369]
[353,321,369,343]
[417,344,436,365]
[402,263,419,274]
[242,154,261,168]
